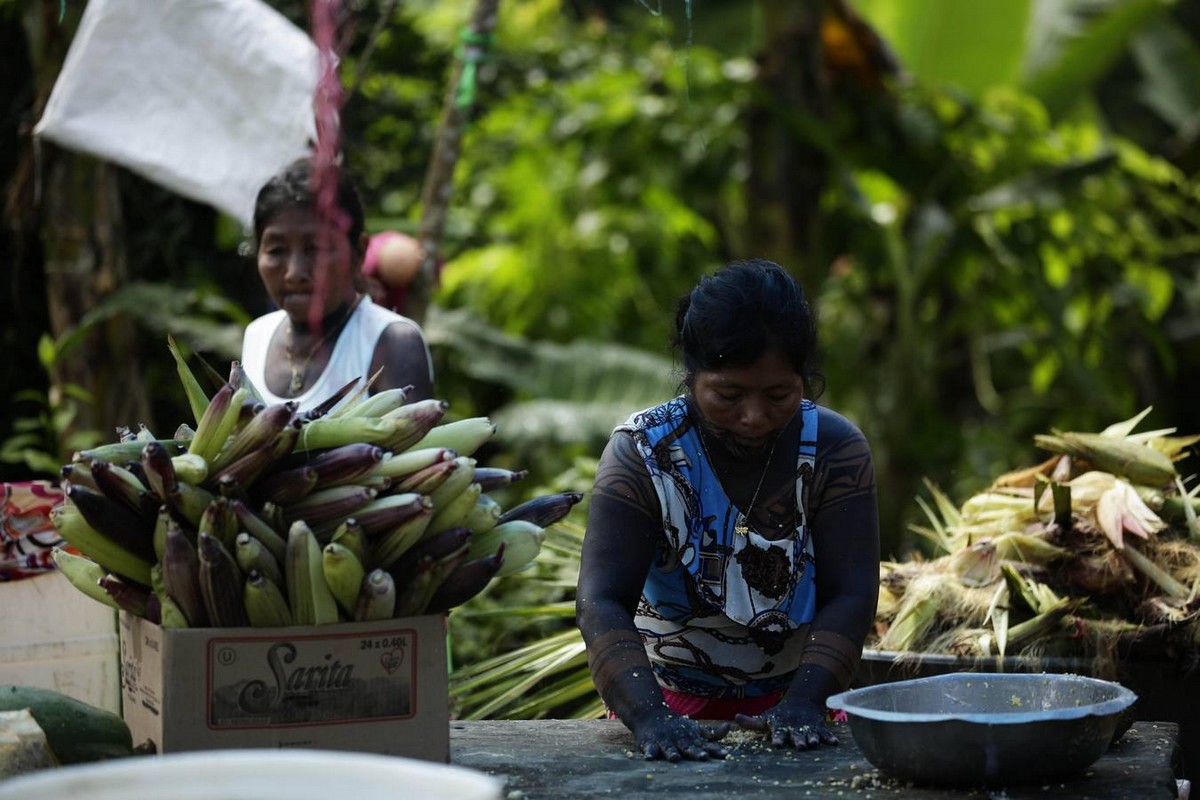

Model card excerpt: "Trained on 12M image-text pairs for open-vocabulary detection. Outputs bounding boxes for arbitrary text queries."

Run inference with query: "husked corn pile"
[868,409,1200,671]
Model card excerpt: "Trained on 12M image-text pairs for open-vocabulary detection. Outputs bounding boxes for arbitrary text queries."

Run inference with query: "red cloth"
[609,685,849,723]
[660,686,786,720]
[1,481,66,581]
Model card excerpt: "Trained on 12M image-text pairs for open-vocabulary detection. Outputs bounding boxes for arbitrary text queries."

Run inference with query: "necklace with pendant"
[283,295,362,395]
[698,424,781,537]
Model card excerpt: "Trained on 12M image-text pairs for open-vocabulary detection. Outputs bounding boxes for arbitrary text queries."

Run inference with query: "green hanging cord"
[59,0,67,23]
[455,29,493,111]
[632,1,695,108]
[683,0,693,107]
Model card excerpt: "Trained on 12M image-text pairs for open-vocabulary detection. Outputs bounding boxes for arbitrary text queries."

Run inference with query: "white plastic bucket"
[0,749,505,800]
[0,571,120,713]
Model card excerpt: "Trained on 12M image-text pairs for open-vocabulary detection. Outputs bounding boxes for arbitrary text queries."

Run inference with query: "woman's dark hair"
[252,156,365,247]
[673,259,825,397]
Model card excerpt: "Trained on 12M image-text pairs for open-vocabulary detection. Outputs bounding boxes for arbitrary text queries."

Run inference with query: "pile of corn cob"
[48,356,582,628]
[870,409,1200,669]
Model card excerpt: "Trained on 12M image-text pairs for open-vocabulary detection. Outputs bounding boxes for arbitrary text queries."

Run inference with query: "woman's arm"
[370,321,434,401]
[794,425,880,686]
[577,431,728,761]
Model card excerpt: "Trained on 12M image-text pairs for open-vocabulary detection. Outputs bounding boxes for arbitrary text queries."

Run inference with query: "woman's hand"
[734,699,838,749]
[632,712,731,762]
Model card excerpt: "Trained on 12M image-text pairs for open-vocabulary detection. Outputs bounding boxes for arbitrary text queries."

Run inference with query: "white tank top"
[240,296,432,412]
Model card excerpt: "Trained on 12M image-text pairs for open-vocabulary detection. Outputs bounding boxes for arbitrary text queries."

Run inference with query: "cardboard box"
[119,612,448,761]
[1,571,120,713]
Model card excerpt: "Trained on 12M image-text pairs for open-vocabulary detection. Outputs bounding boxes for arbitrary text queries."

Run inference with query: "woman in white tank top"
[240,157,434,412]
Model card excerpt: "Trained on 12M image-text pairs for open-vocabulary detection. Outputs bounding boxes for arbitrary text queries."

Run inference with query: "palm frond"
[452,628,583,682]
[448,513,599,720]
[911,479,960,554]
[451,627,593,718]
[502,669,606,720]
[454,600,577,620]
[459,639,590,720]
[57,282,247,359]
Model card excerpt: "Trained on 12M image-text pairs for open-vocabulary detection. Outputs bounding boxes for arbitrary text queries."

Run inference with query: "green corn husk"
[1119,540,1191,600]
[877,567,997,652]
[876,410,1200,669]
[946,539,1001,587]
[1165,477,1200,540]
[960,490,1038,523]
[877,574,946,652]
[1001,562,1061,615]
[876,584,902,621]
[910,479,966,554]
[928,598,1075,659]
[167,334,210,426]
[1034,431,1177,488]
[991,530,1070,565]
[1001,598,1077,652]
[1159,493,1200,525]
[989,455,1064,490]
[879,560,922,598]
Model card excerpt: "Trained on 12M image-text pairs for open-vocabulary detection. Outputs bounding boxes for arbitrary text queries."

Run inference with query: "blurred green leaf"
[426,305,676,453]
[36,334,56,371]
[1130,16,1200,130]
[1021,0,1173,117]
[56,282,247,360]
[854,0,1032,93]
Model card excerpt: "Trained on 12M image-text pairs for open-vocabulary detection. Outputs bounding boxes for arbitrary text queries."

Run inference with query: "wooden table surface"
[450,719,1182,799]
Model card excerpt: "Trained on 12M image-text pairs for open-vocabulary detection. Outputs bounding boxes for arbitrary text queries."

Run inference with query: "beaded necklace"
[283,294,362,394]
[696,424,781,537]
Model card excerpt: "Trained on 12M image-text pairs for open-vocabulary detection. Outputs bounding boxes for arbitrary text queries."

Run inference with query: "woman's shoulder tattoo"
[816,431,876,505]
[593,433,660,520]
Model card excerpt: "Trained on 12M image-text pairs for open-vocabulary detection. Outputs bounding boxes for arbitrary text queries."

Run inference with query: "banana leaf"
[425,306,676,451]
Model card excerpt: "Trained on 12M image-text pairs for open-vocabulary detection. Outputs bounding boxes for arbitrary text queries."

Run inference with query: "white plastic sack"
[35,0,318,226]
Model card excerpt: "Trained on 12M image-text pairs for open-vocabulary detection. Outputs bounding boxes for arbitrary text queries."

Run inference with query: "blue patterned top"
[617,397,819,698]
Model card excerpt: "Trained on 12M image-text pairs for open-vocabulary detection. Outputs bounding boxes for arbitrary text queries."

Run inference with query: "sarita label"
[205,628,417,729]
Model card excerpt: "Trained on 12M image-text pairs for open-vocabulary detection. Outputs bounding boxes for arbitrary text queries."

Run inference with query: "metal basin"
[826,672,1137,787]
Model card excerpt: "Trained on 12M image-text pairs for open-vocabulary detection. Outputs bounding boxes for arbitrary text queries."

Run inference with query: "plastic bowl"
[0,748,504,800]
[826,671,1137,787]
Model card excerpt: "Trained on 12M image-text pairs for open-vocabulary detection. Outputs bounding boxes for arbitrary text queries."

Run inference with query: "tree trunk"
[406,0,501,326]
[40,152,150,436]
[0,8,49,482]
[745,0,830,291]
[6,0,149,469]
[746,0,922,557]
